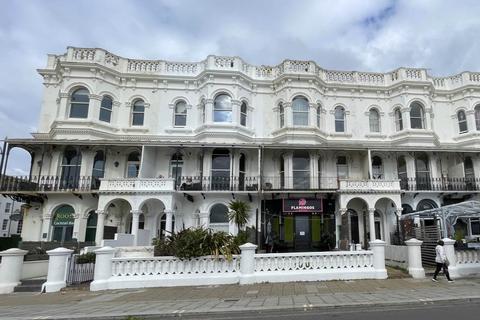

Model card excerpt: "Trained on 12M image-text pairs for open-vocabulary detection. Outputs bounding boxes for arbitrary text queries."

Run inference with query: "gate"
[66,254,95,285]
[414,224,441,267]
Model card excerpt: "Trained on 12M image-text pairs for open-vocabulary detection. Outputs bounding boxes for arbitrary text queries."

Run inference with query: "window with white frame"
[99,96,113,122]
[213,94,232,123]
[132,100,145,126]
[174,101,187,126]
[126,151,141,178]
[209,203,229,233]
[2,219,8,230]
[292,96,309,126]
[458,110,468,133]
[240,102,247,126]
[336,156,348,178]
[316,105,321,128]
[5,202,11,213]
[292,151,310,189]
[334,106,345,132]
[369,108,380,132]
[410,102,425,129]
[394,108,403,131]
[279,103,285,128]
[69,88,90,118]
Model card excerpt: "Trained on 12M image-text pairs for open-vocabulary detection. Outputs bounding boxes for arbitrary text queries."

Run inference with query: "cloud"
[1,0,480,174]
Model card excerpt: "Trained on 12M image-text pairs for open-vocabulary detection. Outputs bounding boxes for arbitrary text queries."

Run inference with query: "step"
[13,279,45,293]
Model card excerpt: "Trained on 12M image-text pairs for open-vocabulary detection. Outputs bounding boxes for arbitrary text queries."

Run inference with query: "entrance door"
[295,215,311,251]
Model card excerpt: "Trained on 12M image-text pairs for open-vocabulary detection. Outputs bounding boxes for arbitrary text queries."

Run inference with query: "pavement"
[1,268,479,320]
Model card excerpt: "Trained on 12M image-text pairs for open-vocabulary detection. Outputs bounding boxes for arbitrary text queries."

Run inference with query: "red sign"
[282,198,322,213]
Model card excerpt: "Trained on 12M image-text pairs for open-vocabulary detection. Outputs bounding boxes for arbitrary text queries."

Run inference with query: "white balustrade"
[456,250,480,265]
[99,178,175,192]
[338,179,401,192]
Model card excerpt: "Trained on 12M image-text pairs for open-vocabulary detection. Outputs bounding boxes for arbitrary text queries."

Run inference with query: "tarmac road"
[161,300,480,320]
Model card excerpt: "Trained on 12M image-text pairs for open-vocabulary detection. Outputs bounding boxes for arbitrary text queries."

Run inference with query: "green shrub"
[76,252,96,264]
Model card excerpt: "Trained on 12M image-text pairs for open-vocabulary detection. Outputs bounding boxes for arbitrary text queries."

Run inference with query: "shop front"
[264,197,336,252]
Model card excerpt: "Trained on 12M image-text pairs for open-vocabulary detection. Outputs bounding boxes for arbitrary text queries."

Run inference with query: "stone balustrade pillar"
[443,238,459,279]
[0,248,28,294]
[368,208,376,242]
[369,239,387,279]
[90,246,115,291]
[165,210,174,235]
[95,210,106,246]
[405,238,425,278]
[130,210,141,246]
[239,243,257,285]
[42,247,73,293]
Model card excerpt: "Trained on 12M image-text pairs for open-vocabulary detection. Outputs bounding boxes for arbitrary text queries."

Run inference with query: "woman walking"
[432,240,454,282]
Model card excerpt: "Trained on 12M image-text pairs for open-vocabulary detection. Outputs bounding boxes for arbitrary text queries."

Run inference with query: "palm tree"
[228,200,250,230]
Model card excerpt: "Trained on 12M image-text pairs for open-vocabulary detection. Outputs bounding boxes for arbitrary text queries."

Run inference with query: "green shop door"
[295,215,311,251]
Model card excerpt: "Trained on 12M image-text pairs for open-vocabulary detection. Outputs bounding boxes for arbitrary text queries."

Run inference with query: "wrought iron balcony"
[99,178,175,192]
[0,175,100,192]
[261,176,338,191]
[178,176,259,191]
[400,177,480,191]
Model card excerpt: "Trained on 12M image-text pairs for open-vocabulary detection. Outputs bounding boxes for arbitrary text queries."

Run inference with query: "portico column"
[130,210,141,245]
[336,208,346,249]
[95,210,106,246]
[165,210,174,235]
[368,208,376,242]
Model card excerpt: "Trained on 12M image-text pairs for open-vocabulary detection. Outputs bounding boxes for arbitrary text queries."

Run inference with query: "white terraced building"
[1,47,480,251]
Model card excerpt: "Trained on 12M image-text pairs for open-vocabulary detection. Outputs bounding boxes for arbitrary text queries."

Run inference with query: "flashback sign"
[282,198,322,213]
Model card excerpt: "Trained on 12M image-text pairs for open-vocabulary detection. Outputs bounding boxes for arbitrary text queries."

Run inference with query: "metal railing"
[400,177,480,191]
[178,176,259,191]
[0,175,100,192]
[261,176,338,191]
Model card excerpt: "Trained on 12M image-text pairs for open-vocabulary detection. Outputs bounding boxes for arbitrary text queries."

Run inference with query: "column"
[466,110,476,133]
[42,247,73,293]
[130,210,141,245]
[284,102,292,127]
[165,210,174,235]
[72,214,81,241]
[41,215,52,240]
[88,94,102,122]
[336,208,347,249]
[283,152,293,189]
[231,100,241,126]
[0,248,28,294]
[401,107,411,129]
[199,211,209,228]
[309,102,317,127]
[424,108,432,130]
[310,152,319,189]
[368,208,376,242]
[405,238,425,279]
[95,210,106,246]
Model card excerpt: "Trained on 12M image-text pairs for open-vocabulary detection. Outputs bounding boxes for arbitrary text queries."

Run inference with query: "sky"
[1,0,480,175]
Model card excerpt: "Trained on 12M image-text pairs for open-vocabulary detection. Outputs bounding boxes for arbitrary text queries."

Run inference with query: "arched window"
[336,156,348,179]
[416,199,437,211]
[316,105,321,128]
[91,150,105,189]
[69,88,89,118]
[60,147,82,189]
[139,213,145,230]
[209,203,229,233]
[174,101,187,126]
[369,109,380,132]
[372,156,383,179]
[240,102,247,126]
[334,106,345,132]
[99,96,113,122]
[458,110,468,133]
[397,156,408,189]
[132,100,145,126]
[279,103,285,128]
[475,105,480,130]
[126,151,141,178]
[293,151,310,189]
[52,205,75,242]
[211,149,230,190]
[410,102,425,129]
[401,204,413,215]
[394,108,403,131]
[85,211,97,242]
[170,153,183,187]
[292,96,309,126]
[415,152,431,190]
[239,153,246,190]
[213,94,232,123]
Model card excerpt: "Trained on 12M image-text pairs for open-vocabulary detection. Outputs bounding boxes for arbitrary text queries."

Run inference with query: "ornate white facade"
[1,47,480,250]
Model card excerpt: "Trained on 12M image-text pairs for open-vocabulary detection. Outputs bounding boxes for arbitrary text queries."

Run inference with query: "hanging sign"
[282,198,322,213]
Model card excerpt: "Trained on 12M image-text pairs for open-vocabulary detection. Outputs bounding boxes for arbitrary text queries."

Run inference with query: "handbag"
[444,258,450,267]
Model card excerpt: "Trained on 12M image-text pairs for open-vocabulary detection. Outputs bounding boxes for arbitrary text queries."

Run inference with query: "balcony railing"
[178,176,259,191]
[261,176,338,191]
[400,177,480,191]
[0,175,100,192]
[338,179,401,192]
[99,178,175,192]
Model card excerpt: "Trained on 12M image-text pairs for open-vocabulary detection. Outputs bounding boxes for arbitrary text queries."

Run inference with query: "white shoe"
[432,278,438,282]
[448,280,454,283]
